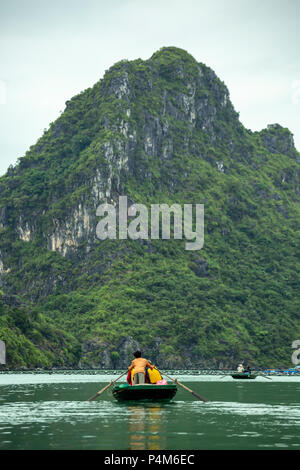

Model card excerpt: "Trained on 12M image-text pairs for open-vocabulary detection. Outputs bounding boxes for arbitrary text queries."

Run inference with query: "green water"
[0,372,299,450]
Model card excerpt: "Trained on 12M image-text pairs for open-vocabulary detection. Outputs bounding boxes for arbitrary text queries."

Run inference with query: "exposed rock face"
[47,203,94,256]
[2,48,240,258]
[16,216,34,242]
[259,124,298,159]
[80,336,141,369]
[78,335,249,370]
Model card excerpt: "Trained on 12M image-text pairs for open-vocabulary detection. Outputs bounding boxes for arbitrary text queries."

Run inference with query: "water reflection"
[128,405,165,450]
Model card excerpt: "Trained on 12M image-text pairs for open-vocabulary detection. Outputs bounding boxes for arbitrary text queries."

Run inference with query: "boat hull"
[112,383,177,402]
[231,374,257,380]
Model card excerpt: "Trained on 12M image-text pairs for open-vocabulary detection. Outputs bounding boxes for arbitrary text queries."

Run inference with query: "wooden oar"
[158,370,208,402]
[88,370,128,401]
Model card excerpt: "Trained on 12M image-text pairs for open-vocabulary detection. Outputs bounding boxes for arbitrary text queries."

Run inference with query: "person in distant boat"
[245,366,251,376]
[237,363,244,373]
[128,350,154,385]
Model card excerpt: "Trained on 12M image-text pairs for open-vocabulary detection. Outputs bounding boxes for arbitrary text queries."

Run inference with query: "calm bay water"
[0,372,299,450]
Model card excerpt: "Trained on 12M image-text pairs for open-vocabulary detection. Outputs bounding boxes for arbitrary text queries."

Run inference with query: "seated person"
[128,350,154,385]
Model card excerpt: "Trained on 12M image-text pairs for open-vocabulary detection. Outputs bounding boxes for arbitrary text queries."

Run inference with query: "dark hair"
[134,350,142,358]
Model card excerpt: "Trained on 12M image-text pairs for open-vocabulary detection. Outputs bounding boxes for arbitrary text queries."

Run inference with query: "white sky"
[1,0,299,176]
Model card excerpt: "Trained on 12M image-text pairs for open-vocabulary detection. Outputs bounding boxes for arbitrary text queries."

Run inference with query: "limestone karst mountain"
[0,47,299,369]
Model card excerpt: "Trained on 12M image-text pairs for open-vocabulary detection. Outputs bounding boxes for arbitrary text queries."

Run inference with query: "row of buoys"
[1,368,295,376]
[0,369,117,375]
[0,368,237,375]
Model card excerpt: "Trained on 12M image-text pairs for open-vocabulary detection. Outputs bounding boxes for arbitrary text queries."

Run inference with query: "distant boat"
[231,373,257,380]
[112,383,177,402]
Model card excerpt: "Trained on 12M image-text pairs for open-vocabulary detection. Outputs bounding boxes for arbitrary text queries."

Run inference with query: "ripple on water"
[1,398,299,427]
[0,400,129,426]
[187,400,300,420]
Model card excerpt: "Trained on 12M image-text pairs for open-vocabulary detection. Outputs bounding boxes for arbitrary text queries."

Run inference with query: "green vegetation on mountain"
[0,47,299,369]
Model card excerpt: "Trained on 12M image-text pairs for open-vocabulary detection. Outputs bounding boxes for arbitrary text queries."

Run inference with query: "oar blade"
[88,384,109,402]
[191,391,208,402]
[157,369,208,402]
[88,393,100,402]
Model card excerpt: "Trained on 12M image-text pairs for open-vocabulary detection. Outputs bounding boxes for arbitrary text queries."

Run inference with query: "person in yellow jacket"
[128,350,154,385]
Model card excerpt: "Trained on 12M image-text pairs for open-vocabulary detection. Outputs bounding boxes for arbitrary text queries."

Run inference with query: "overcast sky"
[1,0,299,176]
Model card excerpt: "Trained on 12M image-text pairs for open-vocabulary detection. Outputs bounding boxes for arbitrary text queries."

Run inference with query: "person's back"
[128,351,153,385]
[131,357,152,373]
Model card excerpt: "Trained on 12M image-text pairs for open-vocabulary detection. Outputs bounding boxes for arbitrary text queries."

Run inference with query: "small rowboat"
[231,373,257,380]
[112,383,177,402]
